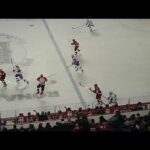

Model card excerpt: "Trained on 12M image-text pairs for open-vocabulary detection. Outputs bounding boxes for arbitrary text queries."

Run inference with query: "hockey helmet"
[71,54,74,58]
[94,84,97,87]
[109,91,113,95]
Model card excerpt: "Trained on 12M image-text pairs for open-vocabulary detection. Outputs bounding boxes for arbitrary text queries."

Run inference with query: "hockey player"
[107,91,117,104]
[13,65,29,84]
[86,20,94,31]
[71,39,80,55]
[72,55,83,72]
[0,69,7,87]
[89,84,102,104]
[36,74,48,95]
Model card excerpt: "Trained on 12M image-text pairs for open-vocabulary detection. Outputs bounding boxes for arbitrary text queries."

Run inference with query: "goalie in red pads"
[0,69,7,87]
[36,74,48,95]
[90,84,102,104]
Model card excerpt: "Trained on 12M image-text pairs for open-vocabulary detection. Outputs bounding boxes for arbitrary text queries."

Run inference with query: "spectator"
[26,112,34,123]
[57,110,64,120]
[73,123,82,132]
[10,124,19,131]
[135,113,141,123]
[113,103,119,113]
[2,126,8,131]
[109,106,114,114]
[0,120,6,125]
[86,108,93,117]
[44,112,48,120]
[95,106,105,114]
[136,113,140,118]
[135,119,143,131]
[80,115,90,131]
[52,122,60,131]
[18,113,25,124]
[130,114,136,120]
[105,104,110,114]
[39,111,48,121]
[122,115,127,121]
[20,126,26,132]
[107,110,125,131]
[65,119,74,131]
[124,117,130,127]
[2,101,150,132]
[136,102,143,110]
[37,123,44,131]
[58,119,67,131]
[76,107,84,118]
[66,108,73,119]
[99,116,107,124]
[35,112,40,121]
[27,124,35,131]
[44,122,52,131]
[75,115,83,128]
[47,111,51,120]
[124,114,136,130]
[96,116,107,131]
[50,113,55,120]
[90,119,96,132]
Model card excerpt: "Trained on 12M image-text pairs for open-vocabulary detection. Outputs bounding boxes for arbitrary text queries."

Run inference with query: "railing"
[0,101,95,119]
[0,95,150,119]
[1,104,150,131]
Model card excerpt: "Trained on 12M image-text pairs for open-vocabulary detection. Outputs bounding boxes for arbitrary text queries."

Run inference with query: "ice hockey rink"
[0,19,150,118]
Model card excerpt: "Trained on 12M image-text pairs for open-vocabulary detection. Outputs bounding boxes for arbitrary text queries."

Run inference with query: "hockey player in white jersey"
[86,20,94,31]
[72,55,83,72]
[13,65,29,84]
[107,91,117,104]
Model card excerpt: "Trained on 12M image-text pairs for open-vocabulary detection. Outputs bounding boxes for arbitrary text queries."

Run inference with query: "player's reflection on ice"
[15,82,29,91]
[0,91,60,102]
[89,29,100,36]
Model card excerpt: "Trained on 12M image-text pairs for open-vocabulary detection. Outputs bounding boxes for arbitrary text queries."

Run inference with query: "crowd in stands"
[15,101,145,124]
[1,110,150,132]
[0,101,150,131]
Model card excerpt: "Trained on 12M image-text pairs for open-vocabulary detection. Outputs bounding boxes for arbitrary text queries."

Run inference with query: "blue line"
[42,19,86,108]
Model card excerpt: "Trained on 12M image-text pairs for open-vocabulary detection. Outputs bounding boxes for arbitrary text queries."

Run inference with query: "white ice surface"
[0,19,150,117]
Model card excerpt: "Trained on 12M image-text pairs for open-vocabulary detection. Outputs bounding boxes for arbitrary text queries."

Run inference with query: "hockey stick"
[79,82,107,105]
[47,73,57,78]
[33,110,38,113]
[10,58,15,70]
[72,24,86,29]
[67,64,73,68]
[79,82,108,99]
[79,82,91,90]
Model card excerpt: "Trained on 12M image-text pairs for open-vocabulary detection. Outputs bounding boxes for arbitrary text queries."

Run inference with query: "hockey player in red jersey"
[89,84,102,104]
[71,39,80,55]
[36,74,48,95]
[0,69,7,87]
